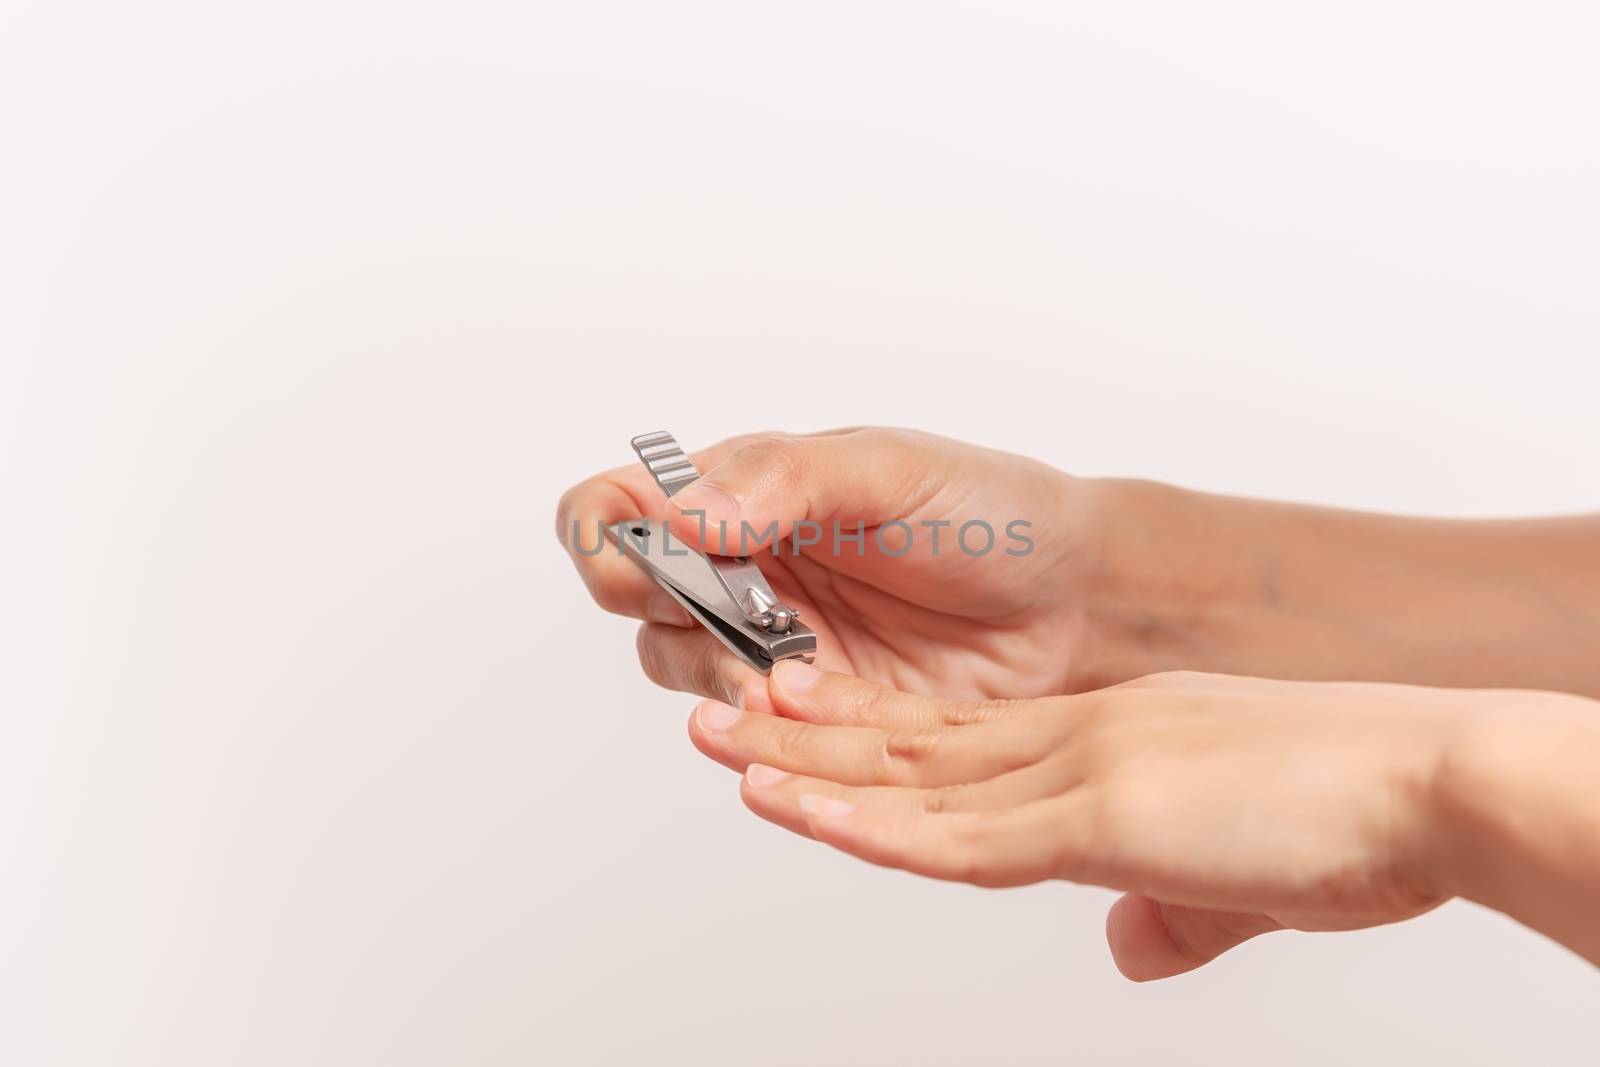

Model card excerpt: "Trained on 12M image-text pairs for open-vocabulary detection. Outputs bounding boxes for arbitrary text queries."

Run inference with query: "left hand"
[686,665,1497,980]
[556,428,1102,712]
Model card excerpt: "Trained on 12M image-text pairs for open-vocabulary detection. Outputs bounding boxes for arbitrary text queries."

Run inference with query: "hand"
[686,665,1494,980]
[557,428,1103,710]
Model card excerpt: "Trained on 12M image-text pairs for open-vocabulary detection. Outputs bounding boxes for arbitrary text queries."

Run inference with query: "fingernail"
[798,794,854,818]
[672,482,741,531]
[745,763,787,787]
[773,660,822,693]
[647,594,693,626]
[696,701,741,733]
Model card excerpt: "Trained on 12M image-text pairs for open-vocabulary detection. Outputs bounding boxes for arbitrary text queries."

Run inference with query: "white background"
[3,2,1597,1063]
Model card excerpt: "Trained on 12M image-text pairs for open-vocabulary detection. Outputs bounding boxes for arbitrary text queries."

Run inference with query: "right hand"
[689,665,1474,979]
[556,428,1108,712]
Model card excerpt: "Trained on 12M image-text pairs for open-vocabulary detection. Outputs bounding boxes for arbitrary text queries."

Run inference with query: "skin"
[693,664,1600,979]
[556,428,1600,977]
[557,428,1105,709]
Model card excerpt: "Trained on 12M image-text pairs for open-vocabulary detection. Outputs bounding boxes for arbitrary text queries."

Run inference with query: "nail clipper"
[606,431,818,674]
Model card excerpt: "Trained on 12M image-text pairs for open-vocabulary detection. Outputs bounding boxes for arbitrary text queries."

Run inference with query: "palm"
[756,526,1085,700]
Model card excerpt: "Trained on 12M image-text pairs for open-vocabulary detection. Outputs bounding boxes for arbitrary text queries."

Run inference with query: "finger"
[555,463,693,626]
[555,433,828,624]
[738,763,1049,846]
[662,428,946,554]
[1104,894,1283,981]
[637,625,767,710]
[766,660,1020,729]
[739,765,1088,888]
[739,764,963,840]
[690,696,1048,786]
[738,749,1087,837]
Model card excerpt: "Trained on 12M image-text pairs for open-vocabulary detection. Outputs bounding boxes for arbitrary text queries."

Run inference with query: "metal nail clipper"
[606,431,817,674]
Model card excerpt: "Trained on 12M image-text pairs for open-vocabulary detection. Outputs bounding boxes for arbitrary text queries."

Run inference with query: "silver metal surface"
[617,432,812,671]
[606,520,816,672]
[630,431,701,499]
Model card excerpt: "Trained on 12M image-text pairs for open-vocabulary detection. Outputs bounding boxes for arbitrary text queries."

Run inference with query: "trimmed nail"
[798,794,854,818]
[647,594,693,626]
[696,701,741,733]
[773,659,822,693]
[672,482,742,533]
[744,763,787,787]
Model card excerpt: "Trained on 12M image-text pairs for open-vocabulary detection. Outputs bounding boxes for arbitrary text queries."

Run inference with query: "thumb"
[664,429,942,553]
[1105,893,1283,981]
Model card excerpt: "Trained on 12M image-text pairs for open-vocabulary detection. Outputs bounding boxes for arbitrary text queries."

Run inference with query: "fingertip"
[693,699,742,734]
[687,699,747,772]
[771,659,823,694]
[765,659,849,723]
[744,762,788,788]
[764,663,902,727]
[738,766,816,839]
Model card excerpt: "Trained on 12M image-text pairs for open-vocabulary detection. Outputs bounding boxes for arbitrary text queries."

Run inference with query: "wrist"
[1070,478,1252,689]
[1426,692,1600,957]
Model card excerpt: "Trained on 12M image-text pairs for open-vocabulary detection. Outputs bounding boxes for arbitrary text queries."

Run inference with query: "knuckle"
[935,700,979,726]
[720,430,788,452]
[920,784,971,815]
[1088,778,1148,842]
[731,436,804,489]
[857,686,904,724]
[851,426,927,456]
[941,819,1002,887]
[878,729,939,783]
[941,698,1017,726]
[765,719,810,763]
